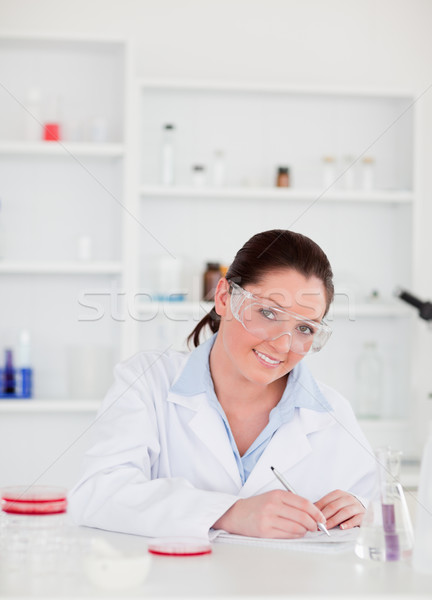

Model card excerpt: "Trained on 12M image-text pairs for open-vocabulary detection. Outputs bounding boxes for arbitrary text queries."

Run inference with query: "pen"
[270,466,330,536]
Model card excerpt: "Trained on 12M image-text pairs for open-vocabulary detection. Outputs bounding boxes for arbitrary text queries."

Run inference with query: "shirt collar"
[170,333,332,417]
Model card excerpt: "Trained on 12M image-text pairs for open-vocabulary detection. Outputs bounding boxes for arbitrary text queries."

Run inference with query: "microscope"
[396,289,432,322]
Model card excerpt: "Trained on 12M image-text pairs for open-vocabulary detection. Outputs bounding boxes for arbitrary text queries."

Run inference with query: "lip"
[253,349,283,368]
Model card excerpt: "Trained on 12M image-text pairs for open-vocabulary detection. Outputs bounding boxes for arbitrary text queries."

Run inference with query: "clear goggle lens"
[229,281,331,355]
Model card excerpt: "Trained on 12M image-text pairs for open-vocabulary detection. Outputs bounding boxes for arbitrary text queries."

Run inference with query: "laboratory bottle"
[412,422,432,574]
[18,329,33,398]
[161,124,175,185]
[43,94,61,142]
[276,166,290,187]
[0,486,71,593]
[355,341,383,419]
[322,155,336,189]
[192,165,207,187]
[3,349,16,395]
[355,446,414,562]
[362,156,375,191]
[25,87,42,142]
[212,150,226,186]
[203,263,221,301]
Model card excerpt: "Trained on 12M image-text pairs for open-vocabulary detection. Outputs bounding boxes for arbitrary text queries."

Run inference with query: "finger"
[272,518,309,539]
[320,497,354,520]
[280,492,326,526]
[339,514,364,530]
[325,504,363,530]
[315,489,346,510]
[278,504,324,533]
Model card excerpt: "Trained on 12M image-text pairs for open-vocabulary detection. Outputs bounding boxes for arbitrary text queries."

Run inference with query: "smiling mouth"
[253,349,282,366]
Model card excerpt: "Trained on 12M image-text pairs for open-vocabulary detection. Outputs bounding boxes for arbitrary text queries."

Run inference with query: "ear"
[214,278,230,317]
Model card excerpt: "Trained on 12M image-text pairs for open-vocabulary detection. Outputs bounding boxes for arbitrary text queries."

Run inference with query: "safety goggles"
[229,281,332,355]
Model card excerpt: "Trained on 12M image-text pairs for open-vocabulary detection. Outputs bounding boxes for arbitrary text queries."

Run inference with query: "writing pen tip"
[270,466,275,471]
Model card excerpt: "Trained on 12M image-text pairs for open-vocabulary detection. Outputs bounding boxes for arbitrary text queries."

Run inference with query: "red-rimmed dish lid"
[147,537,212,556]
[1,485,67,515]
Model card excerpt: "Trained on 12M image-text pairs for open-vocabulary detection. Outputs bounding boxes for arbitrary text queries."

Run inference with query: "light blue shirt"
[170,334,332,485]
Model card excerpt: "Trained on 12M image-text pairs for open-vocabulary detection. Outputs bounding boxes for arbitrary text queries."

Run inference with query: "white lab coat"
[68,348,376,539]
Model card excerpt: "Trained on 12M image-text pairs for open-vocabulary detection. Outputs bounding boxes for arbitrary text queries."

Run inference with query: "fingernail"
[340,524,345,529]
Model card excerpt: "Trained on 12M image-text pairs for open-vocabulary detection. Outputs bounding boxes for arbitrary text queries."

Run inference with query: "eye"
[297,323,316,336]
[259,307,277,321]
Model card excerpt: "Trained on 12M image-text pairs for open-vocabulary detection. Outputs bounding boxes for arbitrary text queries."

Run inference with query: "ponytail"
[187,305,220,348]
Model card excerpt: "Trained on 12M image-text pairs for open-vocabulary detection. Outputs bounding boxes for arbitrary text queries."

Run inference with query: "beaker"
[355,447,413,561]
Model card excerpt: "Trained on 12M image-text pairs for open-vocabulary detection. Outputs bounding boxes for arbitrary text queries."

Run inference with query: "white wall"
[1,0,432,445]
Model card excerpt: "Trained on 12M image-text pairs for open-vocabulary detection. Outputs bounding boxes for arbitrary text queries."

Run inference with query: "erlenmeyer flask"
[355,447,414,561]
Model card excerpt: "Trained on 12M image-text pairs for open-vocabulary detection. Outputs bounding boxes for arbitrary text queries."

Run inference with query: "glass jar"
[0,486,74,594]
[355,447,413,562]
[203,263,221,301]
[276,166,290,187]
[161,123,176,185]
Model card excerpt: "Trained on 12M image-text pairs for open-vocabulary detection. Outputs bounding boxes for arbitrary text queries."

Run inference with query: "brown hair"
[187,229,334,348]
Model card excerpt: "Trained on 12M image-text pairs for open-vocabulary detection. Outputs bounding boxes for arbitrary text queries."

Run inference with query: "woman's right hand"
[212,490,327,538]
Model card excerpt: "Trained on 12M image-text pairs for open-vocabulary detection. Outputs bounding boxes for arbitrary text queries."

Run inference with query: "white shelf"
[0,261,123,275]
[138,78,414,99]
[0,399,100,413]
[0,141,125,158]
[139,185,413,204]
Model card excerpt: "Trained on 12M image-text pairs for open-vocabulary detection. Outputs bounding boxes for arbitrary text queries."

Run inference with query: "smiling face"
[212,269,328,387]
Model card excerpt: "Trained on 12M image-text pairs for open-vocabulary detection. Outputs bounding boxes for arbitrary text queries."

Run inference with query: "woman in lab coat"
[69,229,376,540]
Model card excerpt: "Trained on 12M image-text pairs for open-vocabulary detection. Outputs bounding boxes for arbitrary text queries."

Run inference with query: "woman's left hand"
[314,490,365,530]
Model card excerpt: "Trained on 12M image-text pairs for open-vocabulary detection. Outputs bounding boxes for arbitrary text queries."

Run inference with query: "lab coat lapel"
[239,408,334,497]
[167,391,242,488]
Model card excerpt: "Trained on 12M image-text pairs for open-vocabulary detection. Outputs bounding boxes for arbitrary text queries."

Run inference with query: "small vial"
[355,341,383,418]
[43,94,62,142]
[192,165,207,187]
[25,87,42,142]
[161,124,175,185]
[362,156,375,191]
[322,156,337,189]
[212,150,226,186]
[203,263,221,301]
[3,349,16,395]
[276,166,290,188]
[89,117,108,143]
[77,235,93,261]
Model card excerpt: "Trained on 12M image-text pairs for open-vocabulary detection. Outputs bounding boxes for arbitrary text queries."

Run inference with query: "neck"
[209,334,287,415]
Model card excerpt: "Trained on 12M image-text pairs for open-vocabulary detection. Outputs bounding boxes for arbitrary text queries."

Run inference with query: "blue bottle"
[3,349,16,395]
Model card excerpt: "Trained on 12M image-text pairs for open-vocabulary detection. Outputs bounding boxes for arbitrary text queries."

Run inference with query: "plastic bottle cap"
[1,485,67,515]
[147,537,212,556]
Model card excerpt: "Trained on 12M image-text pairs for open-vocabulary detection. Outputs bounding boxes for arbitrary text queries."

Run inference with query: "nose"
[269,331,293,353]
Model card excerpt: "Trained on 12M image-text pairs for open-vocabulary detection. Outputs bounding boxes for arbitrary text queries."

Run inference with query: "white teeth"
[254,350,281,365]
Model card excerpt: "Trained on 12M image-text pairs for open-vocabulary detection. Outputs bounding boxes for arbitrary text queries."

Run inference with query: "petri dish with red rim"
[147,537,212,557]
[1,485,67,515]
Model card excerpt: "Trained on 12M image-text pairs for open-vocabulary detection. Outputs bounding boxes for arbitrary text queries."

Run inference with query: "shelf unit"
[139,184,414,204]
[0,34,132,402]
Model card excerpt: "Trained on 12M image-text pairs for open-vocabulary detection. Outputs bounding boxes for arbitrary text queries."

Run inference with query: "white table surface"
[1,523,431,599]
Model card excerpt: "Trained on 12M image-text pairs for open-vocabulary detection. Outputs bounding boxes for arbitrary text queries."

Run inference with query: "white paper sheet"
[211,527,360,554]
